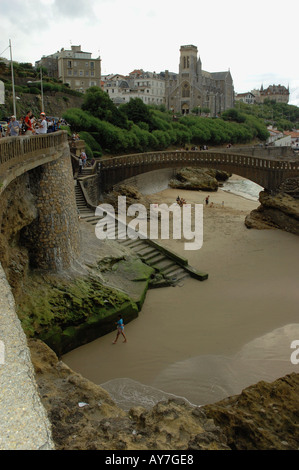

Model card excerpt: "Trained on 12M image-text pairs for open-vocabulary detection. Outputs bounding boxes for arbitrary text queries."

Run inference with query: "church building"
[164,45,235,116]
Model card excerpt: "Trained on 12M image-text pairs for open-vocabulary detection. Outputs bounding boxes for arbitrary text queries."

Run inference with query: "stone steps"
[74,184,208,285]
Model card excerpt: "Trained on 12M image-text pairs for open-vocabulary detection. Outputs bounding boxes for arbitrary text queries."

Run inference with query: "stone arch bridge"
[99,149,299,194]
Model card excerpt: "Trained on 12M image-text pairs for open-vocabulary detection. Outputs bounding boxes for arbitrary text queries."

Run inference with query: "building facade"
[36,45,101,93]
[252,84,290,104]
[235,92,256,104]
[165,45,235,116]
[102,70,166,106]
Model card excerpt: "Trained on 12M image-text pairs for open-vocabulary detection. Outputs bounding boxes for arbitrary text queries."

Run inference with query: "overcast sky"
[1,0,298,106]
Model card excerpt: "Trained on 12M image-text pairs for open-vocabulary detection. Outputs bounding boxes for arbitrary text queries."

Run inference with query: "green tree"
[82,86,129,129]
[120,98,153,129]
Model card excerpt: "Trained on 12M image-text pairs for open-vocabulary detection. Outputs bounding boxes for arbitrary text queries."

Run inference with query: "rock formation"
[245,179,299,235]
[103,184,152,214]
[169,167,230,191]
[28,339,299,451]
[203,373,299,450]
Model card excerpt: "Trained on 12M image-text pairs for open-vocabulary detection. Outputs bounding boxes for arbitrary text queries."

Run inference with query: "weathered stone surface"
[245,190,299,235]
[0,173,37,300]
[103,184,152,213]
[279,176,299,199]
[29,340,299,451]
[169,167,230,191]
[203,373,299,450]
[29,339,230,450]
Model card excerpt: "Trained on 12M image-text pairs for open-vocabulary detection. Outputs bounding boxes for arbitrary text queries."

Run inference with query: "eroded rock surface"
[169,167,230,191]
[29,339,299,451]
[245,190,299,235]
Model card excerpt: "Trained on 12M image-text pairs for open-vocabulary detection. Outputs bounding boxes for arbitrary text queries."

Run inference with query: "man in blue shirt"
[7,116,20,136]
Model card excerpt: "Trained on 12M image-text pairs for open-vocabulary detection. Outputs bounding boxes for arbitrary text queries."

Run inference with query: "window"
[79,70,83,76]
[182,82,190,98]
[67,60,72,68]
[183,57,189,69]
[90,62,94,68]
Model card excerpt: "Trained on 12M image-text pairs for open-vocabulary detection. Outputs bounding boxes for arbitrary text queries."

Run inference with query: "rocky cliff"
[28,339,299,451]
[245,178,299,235]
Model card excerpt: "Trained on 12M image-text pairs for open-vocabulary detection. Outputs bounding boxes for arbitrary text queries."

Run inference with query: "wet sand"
[63,182,299,406]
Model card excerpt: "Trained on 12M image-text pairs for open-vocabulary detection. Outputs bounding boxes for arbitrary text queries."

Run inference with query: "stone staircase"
[74,182,208,285]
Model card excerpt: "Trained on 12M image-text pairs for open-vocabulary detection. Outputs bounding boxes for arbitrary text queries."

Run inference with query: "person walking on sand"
[112,315,127,344]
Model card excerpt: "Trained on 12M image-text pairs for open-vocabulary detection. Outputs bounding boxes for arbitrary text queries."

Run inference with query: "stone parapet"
[0,262,54,450]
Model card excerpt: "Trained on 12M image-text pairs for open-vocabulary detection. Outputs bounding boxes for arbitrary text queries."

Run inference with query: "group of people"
[0,111,62,138]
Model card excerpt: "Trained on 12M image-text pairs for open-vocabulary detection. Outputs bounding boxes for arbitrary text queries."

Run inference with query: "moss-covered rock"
[18,274,139,356]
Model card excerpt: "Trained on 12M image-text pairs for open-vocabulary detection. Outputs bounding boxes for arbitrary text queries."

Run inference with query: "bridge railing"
[0,131,68,172]
[100,151,299,172]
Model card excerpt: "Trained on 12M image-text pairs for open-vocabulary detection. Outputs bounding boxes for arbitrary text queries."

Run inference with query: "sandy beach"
[63,178,299,407]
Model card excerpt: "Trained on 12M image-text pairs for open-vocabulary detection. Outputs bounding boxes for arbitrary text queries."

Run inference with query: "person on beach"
[205,195,210,205]
[112,315,127,344]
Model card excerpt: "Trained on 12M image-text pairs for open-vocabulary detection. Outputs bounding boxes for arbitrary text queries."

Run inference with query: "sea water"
[221,177,263,201]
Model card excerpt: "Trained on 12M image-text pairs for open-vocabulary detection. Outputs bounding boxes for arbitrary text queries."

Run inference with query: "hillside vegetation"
[62,87,276,158]
[1,60,298,158]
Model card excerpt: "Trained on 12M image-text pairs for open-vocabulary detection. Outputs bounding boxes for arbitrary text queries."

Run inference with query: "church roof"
[211,71,230,80]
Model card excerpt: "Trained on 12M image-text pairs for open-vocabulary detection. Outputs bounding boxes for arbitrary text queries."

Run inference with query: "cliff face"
[0,173,37,301]
[245,178,299,235]
[29,339,299,451]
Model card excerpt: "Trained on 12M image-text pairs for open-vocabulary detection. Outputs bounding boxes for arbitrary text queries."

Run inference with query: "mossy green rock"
[18,274,139,356]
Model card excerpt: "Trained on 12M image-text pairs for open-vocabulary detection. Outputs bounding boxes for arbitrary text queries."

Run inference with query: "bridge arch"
[99,150,299,194]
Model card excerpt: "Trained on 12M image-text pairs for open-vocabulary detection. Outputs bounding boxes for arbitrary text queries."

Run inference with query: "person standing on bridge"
[7,116,20,137]
[36,112,47,134]
[24,110,33,135]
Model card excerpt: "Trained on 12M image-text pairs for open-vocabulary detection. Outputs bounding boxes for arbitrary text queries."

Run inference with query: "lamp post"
[40,67,44,113]
[9,39,16,117]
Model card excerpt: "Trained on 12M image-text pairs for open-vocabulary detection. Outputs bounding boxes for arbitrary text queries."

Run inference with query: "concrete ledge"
[0,263,54,450]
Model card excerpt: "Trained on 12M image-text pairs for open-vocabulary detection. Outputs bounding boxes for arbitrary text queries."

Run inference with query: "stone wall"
[81,175,100,207]
[22,149,80,271]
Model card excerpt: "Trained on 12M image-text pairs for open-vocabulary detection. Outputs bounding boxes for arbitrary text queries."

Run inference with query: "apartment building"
[36,45,101,93]
[103,70,166,106]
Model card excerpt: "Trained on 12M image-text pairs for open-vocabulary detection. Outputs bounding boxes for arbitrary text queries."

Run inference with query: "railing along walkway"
[0,131,67,172]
